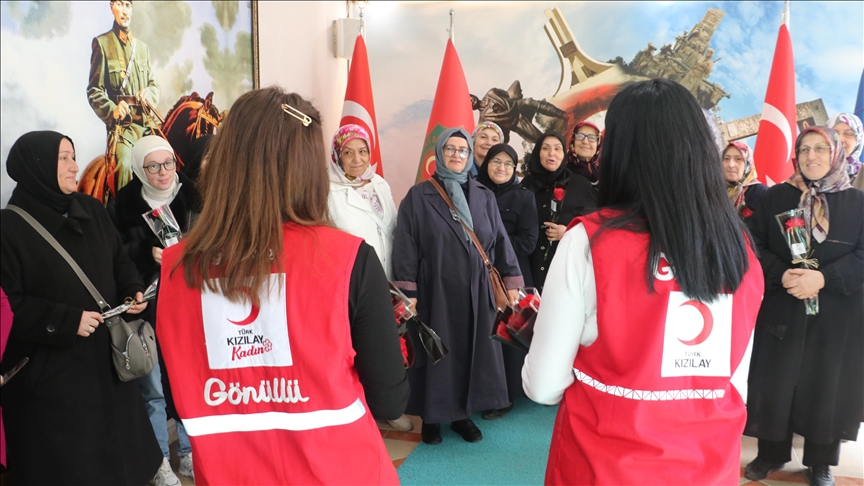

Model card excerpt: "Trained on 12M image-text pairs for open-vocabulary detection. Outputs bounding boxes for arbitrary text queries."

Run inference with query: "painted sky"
[0,1,252,205]
[359,1,863,204]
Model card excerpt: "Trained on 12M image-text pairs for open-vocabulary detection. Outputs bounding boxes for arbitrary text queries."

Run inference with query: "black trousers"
[758,433,841,467]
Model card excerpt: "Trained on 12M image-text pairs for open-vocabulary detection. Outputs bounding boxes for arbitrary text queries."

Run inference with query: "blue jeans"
[138,349,192,458]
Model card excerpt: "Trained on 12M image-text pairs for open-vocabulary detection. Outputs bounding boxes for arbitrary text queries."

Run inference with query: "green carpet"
[397,398,559,485]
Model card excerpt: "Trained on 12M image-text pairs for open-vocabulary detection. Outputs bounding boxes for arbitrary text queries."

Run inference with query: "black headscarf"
[522,131,569,191]
[6,131,75,214]
[182,135,212,184]
[477,143,519,197]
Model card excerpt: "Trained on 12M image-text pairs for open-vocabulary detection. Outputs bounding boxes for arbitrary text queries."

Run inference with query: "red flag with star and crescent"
[415,39,476,183]
[752,23,796,186]
[340,34,384,176]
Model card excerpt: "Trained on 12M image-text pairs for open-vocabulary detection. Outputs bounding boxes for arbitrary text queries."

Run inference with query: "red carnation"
[151,208,162,218]
[741,207,753,218]
[400,336,409,367]
[496,323,511,340]
[553,188,565,202]
[517,295,538,310]
[508,313,527,331]
[785,217,805,231]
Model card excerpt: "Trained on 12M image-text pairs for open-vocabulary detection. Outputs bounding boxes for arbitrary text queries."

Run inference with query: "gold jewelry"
[281,104,311,127]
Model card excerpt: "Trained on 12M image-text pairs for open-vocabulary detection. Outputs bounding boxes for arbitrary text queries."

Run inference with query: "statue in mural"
[470,80,569,143]
[679,48,715,91]
[630,43,656,73]
[87,0,159,198]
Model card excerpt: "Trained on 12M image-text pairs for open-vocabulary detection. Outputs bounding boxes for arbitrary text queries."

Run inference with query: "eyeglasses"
[796,145,830,156]
[489,159,515,170]
[838,130,857,140]
[444,146,470,159]
[573,133,599,143]
[144,159,177,174]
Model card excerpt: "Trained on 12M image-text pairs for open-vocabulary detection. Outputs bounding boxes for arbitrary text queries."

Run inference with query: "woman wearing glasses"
[110,135,200,484]
[744,127,863,486]
[829,112,864,191]
[566,121,603,186]
[522,132,597,292]
[392,128,523,445]
[476,142,538,419]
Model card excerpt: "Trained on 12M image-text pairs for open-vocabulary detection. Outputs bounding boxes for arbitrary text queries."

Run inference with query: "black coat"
[522,172,597,291]
[0,191,161,485]
[392,179,523,423]
[744,184,864,443]
[109,172,200,291]
[739,183,769,220]
[495,186,538,287]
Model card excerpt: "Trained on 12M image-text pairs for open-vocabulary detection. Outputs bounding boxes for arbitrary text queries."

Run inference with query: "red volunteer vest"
[546,213,763,485]
[157,224,398,485]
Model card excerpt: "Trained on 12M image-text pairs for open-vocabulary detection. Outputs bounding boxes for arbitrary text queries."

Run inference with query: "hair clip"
[281,103,311,127]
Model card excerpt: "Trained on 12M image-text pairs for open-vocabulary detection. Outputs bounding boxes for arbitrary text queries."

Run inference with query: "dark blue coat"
[392,178,523,423]
[494,185,538,287]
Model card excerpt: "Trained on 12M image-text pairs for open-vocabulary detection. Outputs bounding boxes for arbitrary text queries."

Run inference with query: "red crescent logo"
[424,154,436,177]
[677,300,713,346]
[227,287,260,326]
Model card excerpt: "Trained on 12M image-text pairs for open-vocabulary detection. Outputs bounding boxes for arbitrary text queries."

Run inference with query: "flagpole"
[782,0,790,30]
[449,9,455,43]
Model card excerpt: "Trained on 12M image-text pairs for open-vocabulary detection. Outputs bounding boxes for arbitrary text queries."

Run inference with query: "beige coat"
[328,175,398,279]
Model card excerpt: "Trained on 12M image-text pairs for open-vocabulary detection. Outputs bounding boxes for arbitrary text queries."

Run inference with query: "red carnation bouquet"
[775,209,819,315]
[389,283,448,366]
[142,204,182,248]
[490,287,541,351]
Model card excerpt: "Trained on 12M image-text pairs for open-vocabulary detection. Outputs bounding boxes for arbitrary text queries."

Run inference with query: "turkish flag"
[415,39,476,182]
[752,24,796,186]
[340,35,384,176]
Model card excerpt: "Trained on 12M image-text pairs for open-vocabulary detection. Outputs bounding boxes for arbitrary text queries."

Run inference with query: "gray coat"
[393,178,523,423]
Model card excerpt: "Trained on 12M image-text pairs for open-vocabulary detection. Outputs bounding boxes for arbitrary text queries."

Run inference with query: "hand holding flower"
[152,247,163,264]
[783,268,824,300]
[544,222,566,242]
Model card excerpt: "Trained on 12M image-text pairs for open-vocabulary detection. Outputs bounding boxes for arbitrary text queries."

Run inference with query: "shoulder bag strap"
[428,178,494,270]
[7,205,111,311]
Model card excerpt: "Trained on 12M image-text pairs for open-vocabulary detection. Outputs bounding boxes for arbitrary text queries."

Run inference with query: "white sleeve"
[522,223,598,405]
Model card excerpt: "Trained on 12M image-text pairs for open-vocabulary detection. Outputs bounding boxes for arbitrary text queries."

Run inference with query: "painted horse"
[77,91,224,205]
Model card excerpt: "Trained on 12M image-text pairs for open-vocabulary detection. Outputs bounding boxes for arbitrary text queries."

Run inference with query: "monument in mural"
[471,7,732,150]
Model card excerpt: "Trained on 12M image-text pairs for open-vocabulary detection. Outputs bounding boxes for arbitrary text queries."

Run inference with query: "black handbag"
[8,205,157,381]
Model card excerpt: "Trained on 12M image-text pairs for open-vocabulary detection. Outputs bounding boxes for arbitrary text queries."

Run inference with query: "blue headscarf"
[434,128,474,234]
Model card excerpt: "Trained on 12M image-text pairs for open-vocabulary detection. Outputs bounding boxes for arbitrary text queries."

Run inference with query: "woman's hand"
[543,222,566,242]
[78,311,104,337]
[783,268,824,300]
[152,247,163,265]
[507,288,520,305]
[408,298,418,313]
[127,292,148,315]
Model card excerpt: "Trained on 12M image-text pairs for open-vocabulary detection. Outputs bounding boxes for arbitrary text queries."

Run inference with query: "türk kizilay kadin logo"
[201,275,292,370]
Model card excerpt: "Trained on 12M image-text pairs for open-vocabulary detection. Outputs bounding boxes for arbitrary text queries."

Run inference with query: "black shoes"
[808,465,834,486]
[421,423,441,445]
[450,418,483,442]
[744,457,786,480]
[481,403,514,420]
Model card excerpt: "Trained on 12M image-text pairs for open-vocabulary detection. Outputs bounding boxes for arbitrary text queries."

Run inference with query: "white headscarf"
[131,135,181,208]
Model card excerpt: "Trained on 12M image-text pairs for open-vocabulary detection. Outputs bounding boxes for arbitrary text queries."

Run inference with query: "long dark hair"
[595,78,750,302]
[179,87,330,305]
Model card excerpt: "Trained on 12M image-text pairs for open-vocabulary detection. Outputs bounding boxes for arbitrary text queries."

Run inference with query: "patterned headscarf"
[566,121,602,183]
[329,124,377,187]
[827,112,863,179]
[472,121,504,143]
[723,141,760,212]
[785,126,851,243]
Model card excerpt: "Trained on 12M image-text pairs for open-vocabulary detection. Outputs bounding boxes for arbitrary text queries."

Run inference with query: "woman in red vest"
[523,78,764,485]
[156,87,409,485]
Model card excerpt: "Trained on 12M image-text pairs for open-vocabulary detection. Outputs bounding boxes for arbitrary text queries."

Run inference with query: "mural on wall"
[359,1,862,204]
[0,0,257,206]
